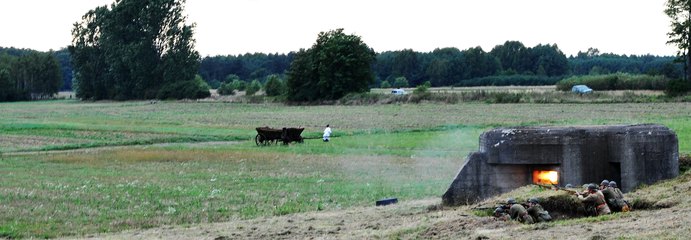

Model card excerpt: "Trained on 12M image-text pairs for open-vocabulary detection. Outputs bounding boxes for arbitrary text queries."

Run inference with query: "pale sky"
[0,0,678,57]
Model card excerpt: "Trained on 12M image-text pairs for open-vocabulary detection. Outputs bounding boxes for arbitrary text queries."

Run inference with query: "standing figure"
[323,124,332,142]
[577,184,611,216]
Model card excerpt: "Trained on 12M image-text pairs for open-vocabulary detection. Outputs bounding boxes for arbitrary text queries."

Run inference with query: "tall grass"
[556,73,669,91]
[455,74,562,87]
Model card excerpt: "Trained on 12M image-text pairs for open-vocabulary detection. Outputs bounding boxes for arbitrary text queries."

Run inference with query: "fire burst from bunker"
[533,170,558,185]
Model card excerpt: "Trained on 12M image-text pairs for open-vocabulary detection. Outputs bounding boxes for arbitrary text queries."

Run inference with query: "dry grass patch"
[627,169,691,209]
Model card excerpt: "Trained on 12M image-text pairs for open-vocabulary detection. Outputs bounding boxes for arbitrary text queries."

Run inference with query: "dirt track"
[2,141,239,156]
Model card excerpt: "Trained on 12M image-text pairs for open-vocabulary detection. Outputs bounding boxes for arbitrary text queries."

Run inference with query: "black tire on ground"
[255,134,264,146]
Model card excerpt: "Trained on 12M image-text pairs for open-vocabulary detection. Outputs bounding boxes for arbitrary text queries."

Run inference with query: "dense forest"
[0,47,63,101]
[198,42,682,88]
[199,52,293,89]
[2,41,683,96]
[1,47,74,91]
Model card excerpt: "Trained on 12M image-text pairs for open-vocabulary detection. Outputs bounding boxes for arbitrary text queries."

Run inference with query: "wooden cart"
[255,127,305,146]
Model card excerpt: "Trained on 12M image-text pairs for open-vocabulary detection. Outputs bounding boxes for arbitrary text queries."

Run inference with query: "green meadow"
[0,100,689,238]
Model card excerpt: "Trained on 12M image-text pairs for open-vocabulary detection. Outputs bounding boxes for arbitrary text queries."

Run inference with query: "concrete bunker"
[442,124,679,206]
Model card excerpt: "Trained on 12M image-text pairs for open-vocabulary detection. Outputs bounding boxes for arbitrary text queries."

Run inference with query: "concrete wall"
[442,124,679,206]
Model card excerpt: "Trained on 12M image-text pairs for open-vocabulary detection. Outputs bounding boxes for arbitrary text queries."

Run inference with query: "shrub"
[231,79,246,91]
[245,80,262,96]
[412,81,432,101]
[489,92,523,103]
[665,79,690,97]
[217,82,235,95]
[380,80,391,88]
[413,82,430,95]
[338,92,385,105]
[680,154,691,172]
[157,75,210,99]
[393,77,409,88]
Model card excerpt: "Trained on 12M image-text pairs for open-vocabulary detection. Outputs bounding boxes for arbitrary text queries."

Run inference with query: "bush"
[231,79,246,91]
[157,75,210,99]
[413,82,430,95]
[412,81,432,101]
[489,92,523,103]
[665,79,690,97]
[218,79,250,96]
[338,92,386,105]
[207,79,221,89]
[556,73,669,91]
[393,77,409,88]
[217,82,235,95]
[245,80,262,96]
[224,74,240,83]
[680,154,691,172]
[380,80,391,88]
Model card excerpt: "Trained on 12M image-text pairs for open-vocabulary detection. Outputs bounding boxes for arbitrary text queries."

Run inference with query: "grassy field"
[0,100,689,238]
[2,100,689,152]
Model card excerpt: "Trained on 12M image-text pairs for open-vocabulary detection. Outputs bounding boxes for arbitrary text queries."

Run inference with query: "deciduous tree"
[264,74,286,96]
[665,0,691,81]
[287,29,376,101]
[70,0,204,100]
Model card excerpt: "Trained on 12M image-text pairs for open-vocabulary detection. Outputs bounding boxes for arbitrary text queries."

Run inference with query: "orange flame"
[533,170,558,185]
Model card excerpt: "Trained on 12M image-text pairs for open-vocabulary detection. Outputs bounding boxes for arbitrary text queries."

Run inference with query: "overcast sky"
[0,0,678,57]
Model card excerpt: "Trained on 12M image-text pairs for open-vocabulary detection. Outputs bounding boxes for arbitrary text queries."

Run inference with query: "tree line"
[198,42,681,89]
[571,48,680,77]
[199,53,293,89]
[0,47,62,101]
[0,47,74,92]
[2,0,688,102]
[2,41,679,102]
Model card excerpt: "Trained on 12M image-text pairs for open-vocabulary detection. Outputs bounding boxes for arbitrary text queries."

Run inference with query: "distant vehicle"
[571,85,593,94]
[391,89,407,95]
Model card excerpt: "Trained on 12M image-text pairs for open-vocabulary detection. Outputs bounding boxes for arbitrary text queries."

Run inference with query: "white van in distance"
[391,89,407,95]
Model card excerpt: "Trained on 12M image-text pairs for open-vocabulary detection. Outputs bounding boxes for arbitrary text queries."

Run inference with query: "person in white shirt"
[323,124,332,142]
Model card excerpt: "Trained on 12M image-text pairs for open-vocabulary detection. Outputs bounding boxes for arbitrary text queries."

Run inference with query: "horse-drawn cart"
[255,127,305,146]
